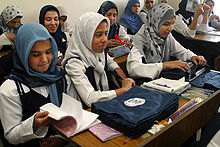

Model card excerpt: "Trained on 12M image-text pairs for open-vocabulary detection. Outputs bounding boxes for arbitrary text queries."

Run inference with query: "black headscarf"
[39,5,66,55]
[98,1,120,39]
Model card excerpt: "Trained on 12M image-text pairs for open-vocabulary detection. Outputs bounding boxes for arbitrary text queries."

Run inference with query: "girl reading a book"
[97,1,131,48]
[62,12,135,108]
[126,3,206,82]
[0,22,71,146]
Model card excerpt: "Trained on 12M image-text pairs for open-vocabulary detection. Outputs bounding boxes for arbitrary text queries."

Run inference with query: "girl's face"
[44,10,59,33]
[7,17,21,29]
[132,3,140,14]
[92,21,108,53]
[105,8,117,26]
[146,0,154,10]
[28,40,52,72]
[158,16,175,39]
[205,1,214,14]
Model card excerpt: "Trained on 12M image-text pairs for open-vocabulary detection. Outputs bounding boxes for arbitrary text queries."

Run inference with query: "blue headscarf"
[9,22,65,106]
[39,5,64,54]
[98,1,120,39]
[119,0,142,35]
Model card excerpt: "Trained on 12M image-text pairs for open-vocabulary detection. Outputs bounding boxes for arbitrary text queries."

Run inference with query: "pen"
[152,82,171,88]
[114,34,124,45]
[122,138,132,144]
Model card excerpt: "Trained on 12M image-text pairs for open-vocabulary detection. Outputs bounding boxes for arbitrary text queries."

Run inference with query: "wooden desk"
[113,54,128,75]
[193,33,220,43]
[70,92,220,147]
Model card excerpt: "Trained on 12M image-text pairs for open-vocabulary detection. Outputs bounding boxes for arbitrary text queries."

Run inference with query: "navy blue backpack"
[91,86,179,138]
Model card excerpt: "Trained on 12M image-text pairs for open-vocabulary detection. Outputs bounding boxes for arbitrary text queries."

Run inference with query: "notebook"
[89,123,123,142]
[142,77,191,95]
[40,93,100,138]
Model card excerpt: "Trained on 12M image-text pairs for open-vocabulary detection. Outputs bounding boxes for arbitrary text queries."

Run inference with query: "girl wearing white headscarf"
[127,3,206,81]
[57,6,73,35]
[63,12,135,107]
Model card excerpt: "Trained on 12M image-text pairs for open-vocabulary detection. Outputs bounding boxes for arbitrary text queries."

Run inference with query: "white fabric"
[207,131,220,147]
[0,79,49,144]
[127,34,196,79]
[196,15,215,33]
[173,14,197,38]
[0,32,14,50]
[118,24,130,41]
[63,12,118,107]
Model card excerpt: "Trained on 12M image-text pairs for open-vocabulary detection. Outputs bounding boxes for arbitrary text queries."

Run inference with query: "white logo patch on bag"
[124,98,145,107]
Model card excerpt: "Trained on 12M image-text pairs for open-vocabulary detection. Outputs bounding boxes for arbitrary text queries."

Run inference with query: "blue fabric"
[92,85,178,126]
[98,1,120,40]
[9,22,65,106]
[191,71,220,89]
[39,5,63,53]
[119,0,142,34]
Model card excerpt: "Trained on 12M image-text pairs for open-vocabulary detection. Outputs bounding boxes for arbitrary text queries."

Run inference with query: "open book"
[40,93,100,138]
[89,123,123,142]
[142,77,191,95]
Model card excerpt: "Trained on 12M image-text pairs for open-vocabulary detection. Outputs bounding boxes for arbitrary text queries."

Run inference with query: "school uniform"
[126,3,196,80]
[63,12,121,107]
[0,23,68,146]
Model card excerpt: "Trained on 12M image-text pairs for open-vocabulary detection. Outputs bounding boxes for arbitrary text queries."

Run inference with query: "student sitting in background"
[98,1,131,48]
[39,5,70,64]
[57,6,73,36]
[0,22,70,146]
[0,4,23,85]
[196,0,215,33]
[126,3,206,83]
[173,0,204,39]
[139,0,155,24]
[62,12,135,108]
[119,0,142,35]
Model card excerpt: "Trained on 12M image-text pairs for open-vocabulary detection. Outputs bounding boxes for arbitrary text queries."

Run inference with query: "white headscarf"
[63,12,110,90]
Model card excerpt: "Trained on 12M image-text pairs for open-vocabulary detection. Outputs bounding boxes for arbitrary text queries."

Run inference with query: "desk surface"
[70,92,220,147]
[193,30,220,43]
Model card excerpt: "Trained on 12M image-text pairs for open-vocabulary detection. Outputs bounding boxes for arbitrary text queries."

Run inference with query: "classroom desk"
[113,54,128,75]
[193,33,220,43]
[70,91,220,147]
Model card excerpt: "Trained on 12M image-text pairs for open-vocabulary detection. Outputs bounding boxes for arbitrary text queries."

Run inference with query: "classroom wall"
[1,0,180,27]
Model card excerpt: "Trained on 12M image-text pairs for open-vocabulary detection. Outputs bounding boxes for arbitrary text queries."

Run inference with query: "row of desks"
[70,32,220,146]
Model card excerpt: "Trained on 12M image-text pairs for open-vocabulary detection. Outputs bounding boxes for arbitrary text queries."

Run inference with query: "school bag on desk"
[91,85,179,139]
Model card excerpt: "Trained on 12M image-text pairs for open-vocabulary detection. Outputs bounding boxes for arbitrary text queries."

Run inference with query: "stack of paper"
[142,77,191,95]
[40,93,100,138]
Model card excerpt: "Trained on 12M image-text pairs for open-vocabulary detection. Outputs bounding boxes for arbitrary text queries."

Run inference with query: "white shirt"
[196,14,215,33]
[0,75,72,144]
[65,54,118,107]
[126,34,196,80]
[173,14,197,38]
[118,24,131,41]
[0,32,14,50]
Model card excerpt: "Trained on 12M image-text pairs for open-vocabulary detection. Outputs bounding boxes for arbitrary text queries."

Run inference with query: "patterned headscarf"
[10,22,65,106]
[132,3,175,63]
[0,4,22,34]
[119,0,142,35]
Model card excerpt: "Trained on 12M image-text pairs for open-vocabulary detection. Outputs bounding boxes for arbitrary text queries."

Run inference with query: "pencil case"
[108,45,130,58]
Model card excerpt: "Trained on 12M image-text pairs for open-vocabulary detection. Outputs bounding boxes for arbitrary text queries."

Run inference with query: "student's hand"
[163,60,191,72]
[194,5,204,17]
[6,32,16,41]
[202,4,211,15]
[123,38,131,46]
[33,111,52,132]
[121,78,135,90]
[106,39,121,47]
[191,56,206,66]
